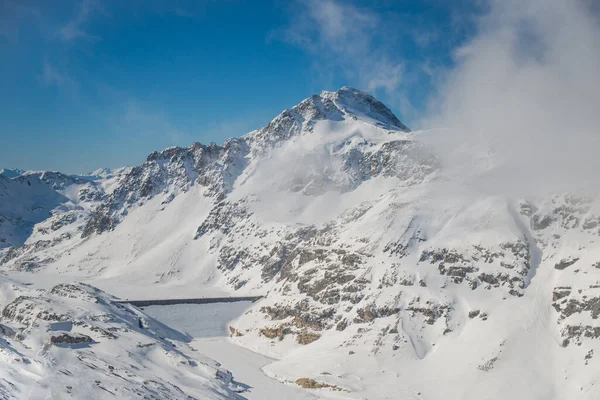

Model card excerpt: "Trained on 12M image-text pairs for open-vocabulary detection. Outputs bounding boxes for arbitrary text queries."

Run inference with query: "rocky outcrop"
[50,332,93,345]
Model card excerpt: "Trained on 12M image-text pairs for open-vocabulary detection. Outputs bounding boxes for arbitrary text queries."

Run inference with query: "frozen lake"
[141,301,255,338]
[142,302,316,400]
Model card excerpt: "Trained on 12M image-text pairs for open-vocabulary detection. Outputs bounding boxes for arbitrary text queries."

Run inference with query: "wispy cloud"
[0,0,43,44]
[120,100,191,145]
[281,0,403,94]
[174,7,194,18]
[366,61,403,93]
[120,100,265,146]
[58,0,104,42]
[93,80,266,151]
[203,117,267,141]
[39,61,80,99]
[127,0,202,19]
[285,0,376,55]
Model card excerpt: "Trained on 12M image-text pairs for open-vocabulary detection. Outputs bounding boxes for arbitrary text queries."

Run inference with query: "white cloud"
[282,0,404,94]
[302,0,376,55]
[423,0,600,195]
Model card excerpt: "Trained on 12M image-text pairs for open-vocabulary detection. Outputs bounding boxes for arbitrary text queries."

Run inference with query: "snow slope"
[0,274,243,399]
[142,302,317,399]
[1,87,600,398]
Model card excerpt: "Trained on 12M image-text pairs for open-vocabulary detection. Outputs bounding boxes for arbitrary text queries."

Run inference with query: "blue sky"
[1,0,480,173]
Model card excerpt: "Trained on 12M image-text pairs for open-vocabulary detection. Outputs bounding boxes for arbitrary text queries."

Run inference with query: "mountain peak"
[247,86,410,151]
[321,86,410,132]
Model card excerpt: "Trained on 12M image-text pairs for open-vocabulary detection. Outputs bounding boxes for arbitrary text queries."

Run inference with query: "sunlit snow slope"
[0,274,243,399]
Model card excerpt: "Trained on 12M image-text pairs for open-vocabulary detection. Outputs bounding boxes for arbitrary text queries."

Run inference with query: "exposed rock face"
[82,139,250,238]
[555,257,580,270]
[50,332,94,345]
[295,377,345,391]
[247,86,408,154]
[77,87,420,240]
[14,171,91,190]
[325,86,409,131]
[79,88,414,239]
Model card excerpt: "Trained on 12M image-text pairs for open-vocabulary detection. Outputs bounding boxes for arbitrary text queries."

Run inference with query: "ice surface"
[142,302,254,338]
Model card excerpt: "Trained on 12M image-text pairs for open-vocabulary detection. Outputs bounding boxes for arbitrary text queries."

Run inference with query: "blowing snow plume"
[424,0,600,196]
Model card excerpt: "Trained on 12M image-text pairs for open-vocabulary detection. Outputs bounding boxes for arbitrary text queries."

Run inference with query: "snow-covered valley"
[1,87,600,399]
[142,302,317,399]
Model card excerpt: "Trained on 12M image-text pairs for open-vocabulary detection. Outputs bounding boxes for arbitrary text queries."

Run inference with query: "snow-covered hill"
[0,274,243,399]
[1,87,599,399]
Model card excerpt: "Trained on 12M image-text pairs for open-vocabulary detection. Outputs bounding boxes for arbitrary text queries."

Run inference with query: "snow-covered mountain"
[1,86,600,399]
[0,169,128,258]
[0,169,25,179]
